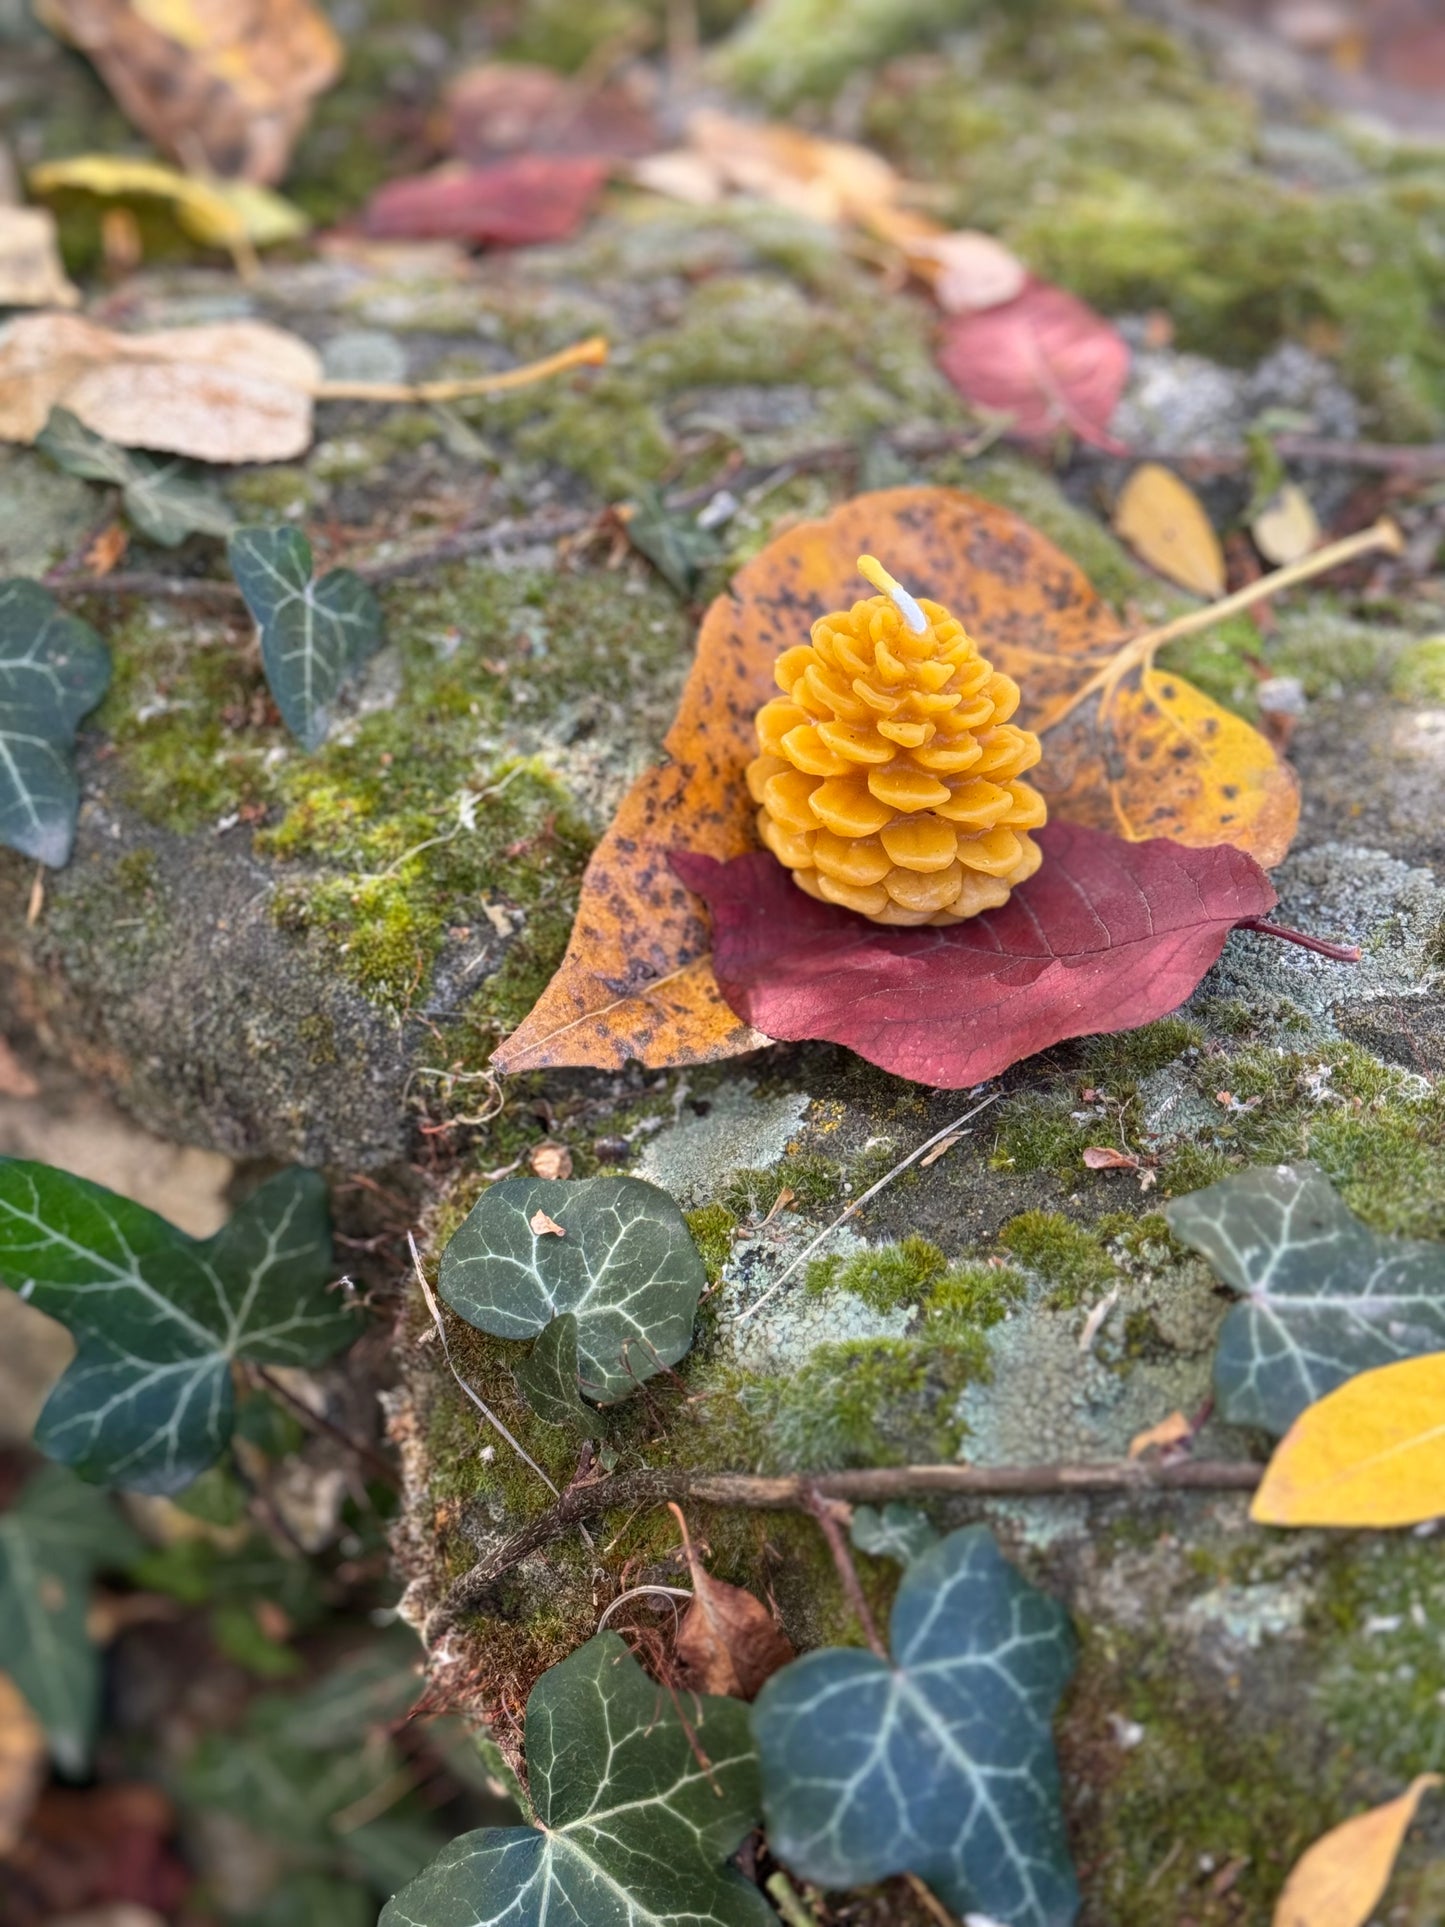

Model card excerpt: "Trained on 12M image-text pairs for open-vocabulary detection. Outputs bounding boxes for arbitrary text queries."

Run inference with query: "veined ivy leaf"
[36,406,234,546]
[513,1311,593,1432]
[229,525,383,751]
[850,1500,938,1567]
[0,1463,140,1773]
[751,1526,1078,1927]
[381,1632,773,1927]
[1164,1161,1445,1436]
[438,1176,707,1403]
[0,579,109,866]
[0,1161,356,1492]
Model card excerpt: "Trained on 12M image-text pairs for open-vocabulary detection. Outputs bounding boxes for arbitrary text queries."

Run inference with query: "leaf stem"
[803,1484,887,1659]
[249,1363,399,1490]
[314,334,608,403]
[1236,918,1362,961]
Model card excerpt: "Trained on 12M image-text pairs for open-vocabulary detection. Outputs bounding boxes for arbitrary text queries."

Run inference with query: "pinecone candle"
[746,555,1047,924]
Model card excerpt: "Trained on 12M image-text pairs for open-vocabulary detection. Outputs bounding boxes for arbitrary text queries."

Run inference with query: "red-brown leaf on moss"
[937,279,1130,451]
[670,822,1277,1088]
[363,156,608,245]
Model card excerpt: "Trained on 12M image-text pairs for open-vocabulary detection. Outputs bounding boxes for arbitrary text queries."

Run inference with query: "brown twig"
[424,1457,1261,1641]
[249,1363,399,1491]
[803,1484,886,1658]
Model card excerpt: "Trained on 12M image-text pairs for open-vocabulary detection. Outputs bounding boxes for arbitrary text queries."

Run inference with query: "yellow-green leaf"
[1252,1353,1445,1528]
[29,155,308,255]
[1273,1776,1440,1927]
[1113,461,1225,598]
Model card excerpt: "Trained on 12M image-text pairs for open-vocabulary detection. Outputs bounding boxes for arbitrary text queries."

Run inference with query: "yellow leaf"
[1252,1353,1445,1528]
[1273,1776,1440,1927]
[1253,482,1321,566]
[1113,462,1226,599]
[29,155,308,255]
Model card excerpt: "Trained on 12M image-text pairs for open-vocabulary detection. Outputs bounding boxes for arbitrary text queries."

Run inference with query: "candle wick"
[857,553,928,634]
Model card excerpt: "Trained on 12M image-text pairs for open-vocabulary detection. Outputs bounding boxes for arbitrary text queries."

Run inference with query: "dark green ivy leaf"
[0,579,109,866]
[229,525,383,750]
[37,406,235,546]
[1166,1159,1445,1435]
[438,1175,706,1403]
[513,1310,593,1432]
[625,488,723,598]
[0,1162,356,1492]
[752,1526,1079,1927]
[0,1463,140,1772]
[381,1633,773,1927]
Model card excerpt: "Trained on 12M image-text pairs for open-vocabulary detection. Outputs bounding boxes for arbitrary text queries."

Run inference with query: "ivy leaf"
[380,1632,773,1927]
[228,525,383,751]
[439,1176,707,1402]
[672,825,1278,1089]
[0,579,110,866]
[513,1312,593,1431]
[850,1500,938,1566]
[626,487,724,598]
[36,406,234,546]
[0,1162,356,1492]
[1164,1162,1445,1436]
[0,1463,140,1772]
[751,1526,1078,1927]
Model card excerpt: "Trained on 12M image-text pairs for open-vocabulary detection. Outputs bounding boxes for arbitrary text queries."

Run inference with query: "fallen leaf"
[35,0,342,185]
[669,1505,794,1700]
[937,280,1131,450]
[1252,1355,1445,1527]
[625,487,724,597]
[1272,1776,1440,1927]
[629,149,726,206]
[0,581,111,867]
[1082,1146,1143,1171]
[529,1208,567,1238]
[364,157,608,247]
[919,1133,963,1168]
[0,1671,45,1855]
[904,229,1027,314]
[1127,1411,1192,1459]
[444,62,657,163]
[684,108,902,226]
[83,521,129,574]
[0,313,320,462]
[0,1038,41,1099]
[30,155,308,260]
[493,487,1297,1075]
[669,825,1278,1088]
[0,206,78,308]
[1253,483,1322,566]
[529,1143,573,1181]
[1113,463,1225,598]
[38,407,235,545]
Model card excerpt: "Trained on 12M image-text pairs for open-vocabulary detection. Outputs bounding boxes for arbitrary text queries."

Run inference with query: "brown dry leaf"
[1114,463,1226,598]
[668,1504,794,1700]
[1273,1775,1440,1927]
[684,108,902,226]
[1082,1146,1142,1172]
[1127,1411,1192,1458]
[0,1671,45,1855]
[529,1209,566,1238]
[0,313,320,461]
[493,486,1298,1074]
[83,522,129,577]
[1253,483,1322,566]
[1251,1354,1445,1528]
[36,0,342,185]
[902,228,1027,313]
[0,207,79,308]
[529,1143,573,1180]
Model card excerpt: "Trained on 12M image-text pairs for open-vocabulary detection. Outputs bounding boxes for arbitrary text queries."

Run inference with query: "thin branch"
[249,1363,399,1491]
[42,568,245,604]
[1237,918,1362,961]
[424,1457,1262,1640]
[803,1484,886,1658]
[313,334,609,403]
[733,1092,1002,1325]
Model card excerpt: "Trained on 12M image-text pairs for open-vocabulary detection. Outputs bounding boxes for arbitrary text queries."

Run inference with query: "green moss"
[1082,1017,1203,1085]
[805,1235,949,1311]
[924,1260,1029,1329]
[751,1332,982,1468]
[684,1204,739,1284]
[999,1211,1118,1309]
[1315,1538,1445,1778]
[990,1090,1093,1178]
[717,0,977,104]
[1392,635,1445,703]
[722,1153,842,1219]
[114,847,159,896]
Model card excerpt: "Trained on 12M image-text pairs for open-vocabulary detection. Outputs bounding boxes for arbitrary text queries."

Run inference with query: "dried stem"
[314,334,608,403]
[249,1363,399,1491]
[803,1485,886,1658]
[425,1457,1261,1641]
[1236,918,1362,961]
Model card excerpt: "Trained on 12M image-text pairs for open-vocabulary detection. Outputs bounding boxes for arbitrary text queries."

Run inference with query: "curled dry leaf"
[0,207,78,308]
[35,0,343,185]
[670,826,1278,1089]
[1126,1411,1192,1459]
[528,1208,567,1238]
[1252,1354,1445,1528]
[1113,463,1226,598]
[1082,1146,1143,1171]
[1253,483,1321,567]
[364,157,609,247]
[529,1142,574,1181]
[682,108,902,226]
[1273,1776,1440,1927]
[937,281,1130,450]
[0,314,320,463]
[494,487,1298,1075]
[669,1505,795,1701]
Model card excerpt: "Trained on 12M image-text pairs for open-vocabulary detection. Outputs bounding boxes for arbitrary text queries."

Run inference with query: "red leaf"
[669,822,1276,1088]
[937,278,1131,452]
[363,156,608,246]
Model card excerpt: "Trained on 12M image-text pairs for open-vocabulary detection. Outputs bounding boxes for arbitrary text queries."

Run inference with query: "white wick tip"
[857,553,928,633]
